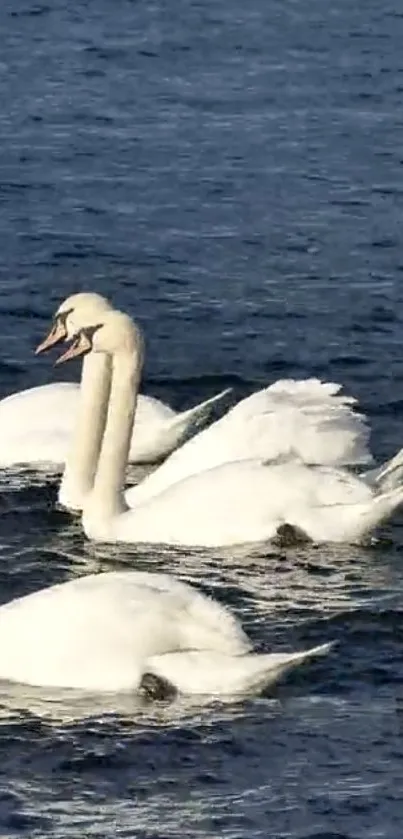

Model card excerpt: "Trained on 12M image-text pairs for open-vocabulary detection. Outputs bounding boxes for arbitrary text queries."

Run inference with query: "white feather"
[0,572,333,695]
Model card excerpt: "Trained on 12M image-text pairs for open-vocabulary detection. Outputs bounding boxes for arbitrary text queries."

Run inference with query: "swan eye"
[69,323,104,349]
[82,323,104,342]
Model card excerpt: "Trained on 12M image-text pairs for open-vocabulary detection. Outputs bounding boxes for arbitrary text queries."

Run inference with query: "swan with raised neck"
[57,309,403,546]
[46,295,113,510]
[35,294,229,507]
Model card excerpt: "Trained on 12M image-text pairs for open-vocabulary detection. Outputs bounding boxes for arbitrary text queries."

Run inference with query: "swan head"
[35,292,112,355]
[55,310,144,365]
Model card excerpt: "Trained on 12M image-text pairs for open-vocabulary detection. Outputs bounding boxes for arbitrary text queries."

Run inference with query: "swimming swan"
[0,293,228,468]
[45,294,392,512]
[57,310,403,546]
[0,570,333,694]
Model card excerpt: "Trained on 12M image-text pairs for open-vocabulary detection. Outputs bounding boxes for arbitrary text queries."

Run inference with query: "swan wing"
[127,378,371,506]
[222,378,371,466]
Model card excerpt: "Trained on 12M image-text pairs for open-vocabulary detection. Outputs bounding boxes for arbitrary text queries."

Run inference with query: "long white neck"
[86,349,142,518]
[59,353,112,510]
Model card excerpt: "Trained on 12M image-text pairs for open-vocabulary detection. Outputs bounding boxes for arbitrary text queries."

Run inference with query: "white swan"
[57,310,403,546]
[0,292,228,468]
[48,295,388,512]
[0,570,333,694]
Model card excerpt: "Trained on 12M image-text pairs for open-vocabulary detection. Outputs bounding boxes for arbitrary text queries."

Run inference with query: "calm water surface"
[1,0,403,836]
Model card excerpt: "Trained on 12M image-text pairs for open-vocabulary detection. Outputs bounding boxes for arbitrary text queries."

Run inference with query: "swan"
[0,570,333,694]
[0,292,228,468]
[56,310,403,546]
[43,294,393,513]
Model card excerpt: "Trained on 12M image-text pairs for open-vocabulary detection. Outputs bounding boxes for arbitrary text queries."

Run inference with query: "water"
[0,0,403,835]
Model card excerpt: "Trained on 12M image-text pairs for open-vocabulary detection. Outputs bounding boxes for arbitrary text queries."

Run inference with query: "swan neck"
[90,350,141,515]
[60,353,111,508]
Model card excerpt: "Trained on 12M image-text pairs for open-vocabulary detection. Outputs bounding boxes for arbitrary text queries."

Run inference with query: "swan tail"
[237,641,335,694]
[134,388,232,463]
[147,641,334,696]
[363,447,403,490]
[174,388,232,432]
[166,388,232,449]
[356,485,403,538]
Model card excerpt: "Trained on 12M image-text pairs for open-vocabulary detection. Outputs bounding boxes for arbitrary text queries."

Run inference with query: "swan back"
[0,572,250,690]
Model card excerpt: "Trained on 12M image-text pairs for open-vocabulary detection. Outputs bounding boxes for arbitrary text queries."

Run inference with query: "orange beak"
[35,319,67,355]
[55,331,93,365]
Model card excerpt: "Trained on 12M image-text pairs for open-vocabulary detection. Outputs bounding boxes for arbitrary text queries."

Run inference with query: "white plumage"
[0,571,333,695]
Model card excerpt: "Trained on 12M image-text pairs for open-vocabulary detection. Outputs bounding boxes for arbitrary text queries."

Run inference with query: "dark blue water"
[1,0,403,836]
